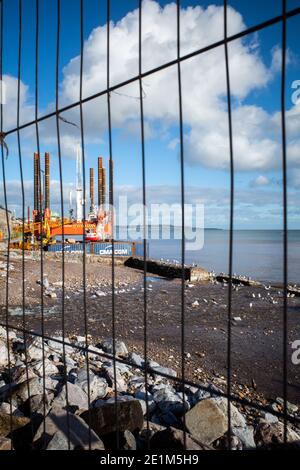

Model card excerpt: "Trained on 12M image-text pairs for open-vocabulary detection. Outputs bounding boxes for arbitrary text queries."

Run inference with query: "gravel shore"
[1,251,299,405]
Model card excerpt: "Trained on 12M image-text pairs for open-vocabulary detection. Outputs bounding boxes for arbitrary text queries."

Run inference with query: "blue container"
[46,241,146,257]
[91,242,129,256]
[46,243,89,253]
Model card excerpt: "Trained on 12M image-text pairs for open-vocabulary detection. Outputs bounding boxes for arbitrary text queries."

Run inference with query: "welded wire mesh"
[0,0,298,452]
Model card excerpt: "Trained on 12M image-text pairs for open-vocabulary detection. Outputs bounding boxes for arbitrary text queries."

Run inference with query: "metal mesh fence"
[0,0,299,453]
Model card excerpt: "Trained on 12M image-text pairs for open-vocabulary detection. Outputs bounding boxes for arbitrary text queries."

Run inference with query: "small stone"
[128,352,144,368]
[33,359,59,377]
[103,365,127,392]
[128,376,146,391]
[27,336,47,361]
[150,364,177,378]
[262,412,279,424]
[47,337,74,355]
[134,390,155,415]
[0,339,8,366]
[122,430,136,450]
[275,397,298,414]
[232,425,256,449]
[153,388,189,415]
[80,374,108,401]
[190,388,211,405]
[47,292,57,299]
[255,422,300,449]
[101,339,128,357]
[0,326,8,339]
[0,436,12,450]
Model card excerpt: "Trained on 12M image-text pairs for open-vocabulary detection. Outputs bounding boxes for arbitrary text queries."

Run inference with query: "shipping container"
[45,241,146,257]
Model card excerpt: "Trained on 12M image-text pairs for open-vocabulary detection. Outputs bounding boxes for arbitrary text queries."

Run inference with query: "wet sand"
[1,252,299,405]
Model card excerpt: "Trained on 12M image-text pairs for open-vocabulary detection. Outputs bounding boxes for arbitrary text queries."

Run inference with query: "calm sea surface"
[145,230,300,285]
[63,228,300,285]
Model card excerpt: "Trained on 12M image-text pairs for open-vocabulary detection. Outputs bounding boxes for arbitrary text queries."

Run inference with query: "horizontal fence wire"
[0,0,297,452]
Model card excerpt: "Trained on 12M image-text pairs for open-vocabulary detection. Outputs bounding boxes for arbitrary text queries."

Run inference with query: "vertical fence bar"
[106,0,119,450]
[34,0,47,440]
[0,0,13,450]
[176,0,186,450]
[138,0,150,449]
[224,0,234,450]
[55,0,70,449]
[17,0,33,446]
[79,0,92,449]
[281,0,288,445]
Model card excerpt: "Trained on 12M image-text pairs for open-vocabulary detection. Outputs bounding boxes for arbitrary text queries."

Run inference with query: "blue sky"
[1,0,300,229]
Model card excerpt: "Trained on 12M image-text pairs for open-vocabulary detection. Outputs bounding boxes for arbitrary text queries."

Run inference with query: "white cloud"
[250,175,270,187]
[2,0,299,172]
[167,138,179,150]
[288,169,300,189]
[58,0,299,169]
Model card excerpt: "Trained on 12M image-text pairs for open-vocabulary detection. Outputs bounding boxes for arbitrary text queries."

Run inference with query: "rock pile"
[0,325,299,450]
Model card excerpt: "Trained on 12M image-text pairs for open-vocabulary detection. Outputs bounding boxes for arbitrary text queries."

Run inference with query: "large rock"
[11,366,37,385]
[22,392,53,417]
[213,397,246,428]
[101,339,128,357]
[76,368,108,401]
[80,399,143,436]
[128,352,144,368]
[102,364,127,392]
[255,422,300,449]
[11,377,57,405]
[34,408,104,450]
[185,397,245,445]
[52,382,89,410]
[0,412,30,437]
[153,387,189,415]
[150,427,209,450]
[27,337,48,361]
[33,359,59,377]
